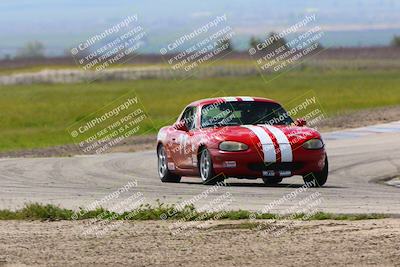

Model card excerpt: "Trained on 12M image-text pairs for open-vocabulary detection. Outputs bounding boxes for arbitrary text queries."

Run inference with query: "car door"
[174,106,197,169]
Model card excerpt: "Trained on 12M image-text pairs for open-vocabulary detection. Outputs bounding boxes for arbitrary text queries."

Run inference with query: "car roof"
[188,96,279,107]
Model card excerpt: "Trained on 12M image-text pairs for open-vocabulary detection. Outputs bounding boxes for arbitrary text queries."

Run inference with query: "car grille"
[248,162,304,172]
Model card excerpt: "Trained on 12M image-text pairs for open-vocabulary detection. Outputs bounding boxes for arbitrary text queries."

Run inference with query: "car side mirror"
[174,121,189,132]
[295,118,307,127]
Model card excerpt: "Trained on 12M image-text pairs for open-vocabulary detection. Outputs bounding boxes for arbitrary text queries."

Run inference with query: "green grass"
[1,69,400,151]
[0,203,387,221]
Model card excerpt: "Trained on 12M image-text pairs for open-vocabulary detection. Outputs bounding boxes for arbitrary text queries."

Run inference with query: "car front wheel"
[157,145,181,183]
[199,148,224,185]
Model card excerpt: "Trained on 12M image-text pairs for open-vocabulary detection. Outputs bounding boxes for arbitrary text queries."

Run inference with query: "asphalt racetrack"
[1,124,400,215]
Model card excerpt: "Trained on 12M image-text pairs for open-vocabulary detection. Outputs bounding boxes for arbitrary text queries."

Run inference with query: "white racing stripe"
[242,125,276,162]
[261,125,293,162]
[240,97,254,101]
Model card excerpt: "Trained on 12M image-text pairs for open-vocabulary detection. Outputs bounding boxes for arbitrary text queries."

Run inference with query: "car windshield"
[201,101,293,128]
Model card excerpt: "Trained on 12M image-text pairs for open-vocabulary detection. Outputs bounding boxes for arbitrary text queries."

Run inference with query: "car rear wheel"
[303,155,328,187]
[199,148,224,185]
[157,145,181,183]
[262,177,283,185]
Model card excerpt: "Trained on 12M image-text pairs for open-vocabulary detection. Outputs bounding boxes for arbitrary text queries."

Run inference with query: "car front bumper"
[209,147,326,178]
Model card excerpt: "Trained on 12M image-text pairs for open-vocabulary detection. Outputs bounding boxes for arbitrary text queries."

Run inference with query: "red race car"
[157,96,328,187]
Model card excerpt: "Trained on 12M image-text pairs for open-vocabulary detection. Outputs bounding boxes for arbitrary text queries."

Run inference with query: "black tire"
[157,145,181,183]
[199,148,224,185]
[303,155,328,187]
[262,177,283,185]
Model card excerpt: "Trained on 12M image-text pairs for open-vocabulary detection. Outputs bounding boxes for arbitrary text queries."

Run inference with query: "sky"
[0,0,399,57]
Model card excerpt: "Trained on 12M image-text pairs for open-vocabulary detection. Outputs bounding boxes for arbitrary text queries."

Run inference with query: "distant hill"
[0,0,399,57]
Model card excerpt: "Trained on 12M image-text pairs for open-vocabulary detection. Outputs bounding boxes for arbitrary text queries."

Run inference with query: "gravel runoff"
[0,219,399,266]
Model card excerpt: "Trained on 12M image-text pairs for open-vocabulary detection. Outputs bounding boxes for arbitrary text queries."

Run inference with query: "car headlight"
[302,139,324,150]
[219,141,248,151]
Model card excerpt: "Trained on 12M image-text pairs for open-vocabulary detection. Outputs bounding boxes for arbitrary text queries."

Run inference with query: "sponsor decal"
[239,96,254,101]
[222,97,237,102]
[167,162,175,170]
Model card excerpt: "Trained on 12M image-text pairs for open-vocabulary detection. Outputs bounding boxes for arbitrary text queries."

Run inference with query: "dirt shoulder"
[317,105,400,132]
[1,105,399,158]
[0,219,399,266]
